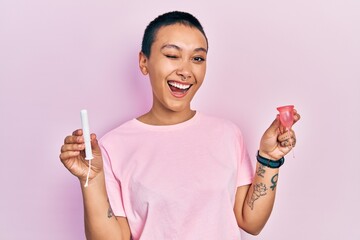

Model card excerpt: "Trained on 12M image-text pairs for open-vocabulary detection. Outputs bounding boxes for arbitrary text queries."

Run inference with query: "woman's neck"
[137,109,196,126]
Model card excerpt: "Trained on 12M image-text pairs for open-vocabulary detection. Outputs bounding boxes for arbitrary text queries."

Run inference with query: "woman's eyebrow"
[194,47,207,53]
[161,44,207,53]
[161,44,181,51]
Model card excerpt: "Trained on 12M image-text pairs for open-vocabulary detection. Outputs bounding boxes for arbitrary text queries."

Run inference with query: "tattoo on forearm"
[107,205,115,218]
[247,183,267,210]
[256,164,266,178]
[107,199,115,218]
[270,173,278,191]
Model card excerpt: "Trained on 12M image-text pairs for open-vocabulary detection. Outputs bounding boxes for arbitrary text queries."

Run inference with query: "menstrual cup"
[277,105,294,130]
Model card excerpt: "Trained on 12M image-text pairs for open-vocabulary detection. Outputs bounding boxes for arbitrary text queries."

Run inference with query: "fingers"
[64,129,85,144]
[279,139,296,148]
[72,129,83,136]
[90,134,100,152]
[278,130,297,148]
[59,142,83,161]
[292,109,301,125]
[64,135,83,144]
[60,131,100,161]
[61,143,85,153]
[59,150,81,161]
[60,129,85,161]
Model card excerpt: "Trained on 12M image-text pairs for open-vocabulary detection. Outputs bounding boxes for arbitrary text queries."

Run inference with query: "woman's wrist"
[80,170,105,189]
[258,150,277,160]
[257,150,285,168]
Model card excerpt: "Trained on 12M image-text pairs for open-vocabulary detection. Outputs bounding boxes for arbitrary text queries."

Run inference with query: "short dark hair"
[141,11,208,58]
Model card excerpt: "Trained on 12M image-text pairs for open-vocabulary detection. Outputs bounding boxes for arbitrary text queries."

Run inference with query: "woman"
[60,11,300,240]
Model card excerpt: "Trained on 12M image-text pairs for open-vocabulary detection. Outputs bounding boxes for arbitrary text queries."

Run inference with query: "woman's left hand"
[259,109,301,160]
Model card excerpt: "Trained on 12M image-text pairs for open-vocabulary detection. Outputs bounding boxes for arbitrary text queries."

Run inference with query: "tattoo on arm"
[256,164,266,178]
[270,173,278,191]
[108,205,115,218]
[107,199,115,219]
[247,183,267,210]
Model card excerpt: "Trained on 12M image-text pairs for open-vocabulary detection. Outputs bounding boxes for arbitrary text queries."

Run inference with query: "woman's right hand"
[59,129,103,183]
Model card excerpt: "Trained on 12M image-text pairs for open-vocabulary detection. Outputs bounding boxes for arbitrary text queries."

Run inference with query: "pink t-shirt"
[100,112,254,240]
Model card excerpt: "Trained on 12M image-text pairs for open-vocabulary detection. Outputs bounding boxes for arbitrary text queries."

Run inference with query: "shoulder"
[198,113,247,149]
[198,112,242,134]
[99,118,138,147]
[197,113,246,144]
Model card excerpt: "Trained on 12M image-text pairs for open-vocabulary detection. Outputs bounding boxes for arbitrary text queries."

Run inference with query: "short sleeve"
[99,142,126,217]
[234,126,255,187]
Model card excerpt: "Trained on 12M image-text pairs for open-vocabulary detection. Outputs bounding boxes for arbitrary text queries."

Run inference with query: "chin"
[167,105,189,113]
[165,101,191,113]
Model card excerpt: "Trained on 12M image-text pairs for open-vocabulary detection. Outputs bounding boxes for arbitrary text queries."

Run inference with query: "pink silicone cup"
[277,105,294,129]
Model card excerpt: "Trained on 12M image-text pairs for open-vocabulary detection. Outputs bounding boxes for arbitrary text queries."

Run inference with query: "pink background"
[1,0,359,239]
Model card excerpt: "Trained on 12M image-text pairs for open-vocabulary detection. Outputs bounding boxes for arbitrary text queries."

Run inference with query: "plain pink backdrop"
[1,0,359,239]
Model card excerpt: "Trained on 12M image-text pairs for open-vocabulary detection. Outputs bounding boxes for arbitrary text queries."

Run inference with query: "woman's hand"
[59,129,103,182]
[259,110,301,160]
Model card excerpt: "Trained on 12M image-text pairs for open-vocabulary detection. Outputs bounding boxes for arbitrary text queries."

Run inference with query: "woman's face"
[140,23,208,114]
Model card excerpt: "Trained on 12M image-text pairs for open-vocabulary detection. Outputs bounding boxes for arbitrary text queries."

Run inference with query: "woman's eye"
[193,57,205,62]
[165,55,178,59]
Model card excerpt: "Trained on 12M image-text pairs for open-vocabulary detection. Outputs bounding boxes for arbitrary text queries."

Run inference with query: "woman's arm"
[60,130,131,240]
[234,163,279,235]
[234,111,300,235]
[81,171,131,240]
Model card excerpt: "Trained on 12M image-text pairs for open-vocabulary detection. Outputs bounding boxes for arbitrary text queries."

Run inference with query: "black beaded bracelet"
[256,151,285,168]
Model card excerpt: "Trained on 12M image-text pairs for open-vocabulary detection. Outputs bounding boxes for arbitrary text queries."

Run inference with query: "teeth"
[168,81,191,90]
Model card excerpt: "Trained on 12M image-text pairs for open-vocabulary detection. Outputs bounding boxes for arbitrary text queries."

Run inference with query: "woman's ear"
[139,52,148,75]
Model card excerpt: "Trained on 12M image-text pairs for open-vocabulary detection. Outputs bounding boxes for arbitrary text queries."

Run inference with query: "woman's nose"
[176,61,192,81]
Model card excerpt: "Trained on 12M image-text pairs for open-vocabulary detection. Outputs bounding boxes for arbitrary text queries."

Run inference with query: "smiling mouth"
[167,81,193,97]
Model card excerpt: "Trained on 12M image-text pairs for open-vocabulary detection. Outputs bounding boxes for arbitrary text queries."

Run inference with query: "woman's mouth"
[167,81,192,98]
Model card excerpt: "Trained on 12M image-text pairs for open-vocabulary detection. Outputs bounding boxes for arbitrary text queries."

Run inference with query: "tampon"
[80,109,93,160]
